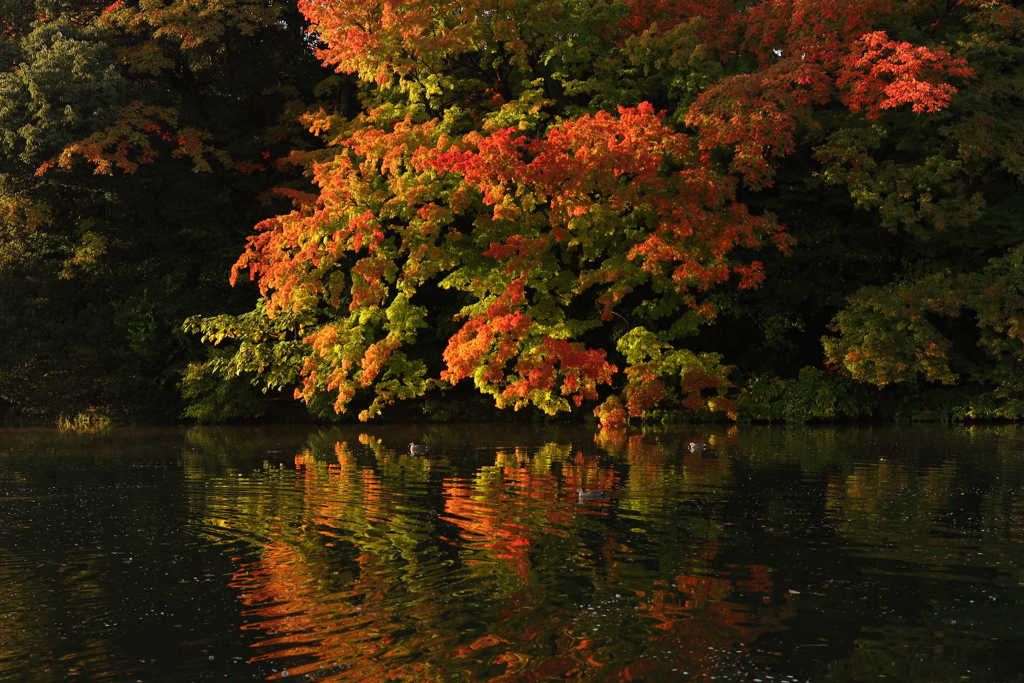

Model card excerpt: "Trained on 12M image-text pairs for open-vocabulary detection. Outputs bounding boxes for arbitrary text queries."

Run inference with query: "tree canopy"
[3,0,1024,426]
[186,0,1024,426]
[0,0,333,422]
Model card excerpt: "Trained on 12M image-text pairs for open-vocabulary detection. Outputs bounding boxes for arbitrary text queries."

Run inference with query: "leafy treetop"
[186,0,990,426]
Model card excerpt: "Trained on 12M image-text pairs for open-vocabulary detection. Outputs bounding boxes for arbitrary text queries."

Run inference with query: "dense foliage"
[0,0,334,422]
[3,0,1024,425]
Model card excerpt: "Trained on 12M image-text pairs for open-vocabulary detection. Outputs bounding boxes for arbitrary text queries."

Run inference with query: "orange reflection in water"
[224,438,790,681]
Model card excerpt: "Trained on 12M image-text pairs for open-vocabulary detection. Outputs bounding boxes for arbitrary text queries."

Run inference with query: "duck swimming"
[577,488,607,501]
[409,442,429,455]
[688,441,709,452]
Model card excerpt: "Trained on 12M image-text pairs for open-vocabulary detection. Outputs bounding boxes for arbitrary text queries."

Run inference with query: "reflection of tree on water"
[3,426,1021,682]
[222,435,791,680]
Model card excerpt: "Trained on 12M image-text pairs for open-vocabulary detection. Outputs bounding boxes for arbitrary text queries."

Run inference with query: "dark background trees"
[0,0,336,423]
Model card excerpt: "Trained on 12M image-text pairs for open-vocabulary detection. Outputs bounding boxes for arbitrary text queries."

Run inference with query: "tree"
[186,0,984,426]
[818,1,1024,419]
[0,0,334,423]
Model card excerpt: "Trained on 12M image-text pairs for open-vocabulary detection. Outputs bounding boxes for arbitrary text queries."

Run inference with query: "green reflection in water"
[1,425,1024,682]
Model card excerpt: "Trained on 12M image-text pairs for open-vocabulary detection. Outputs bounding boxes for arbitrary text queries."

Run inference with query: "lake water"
[1,424,1023,682]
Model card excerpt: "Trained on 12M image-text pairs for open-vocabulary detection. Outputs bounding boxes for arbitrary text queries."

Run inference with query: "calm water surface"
[1,424,1023,682]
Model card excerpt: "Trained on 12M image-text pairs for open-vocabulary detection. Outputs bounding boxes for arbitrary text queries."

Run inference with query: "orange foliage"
[686,0,973,188]
[836,31,974,118]
[213,0,979,423]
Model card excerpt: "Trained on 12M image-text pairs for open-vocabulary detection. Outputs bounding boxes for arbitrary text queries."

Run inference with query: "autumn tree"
[185,0,990,425]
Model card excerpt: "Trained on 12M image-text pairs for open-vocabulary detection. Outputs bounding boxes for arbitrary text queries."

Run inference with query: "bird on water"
[577,488,607,502]
[409,442,429,455]
[688,441,709,453]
